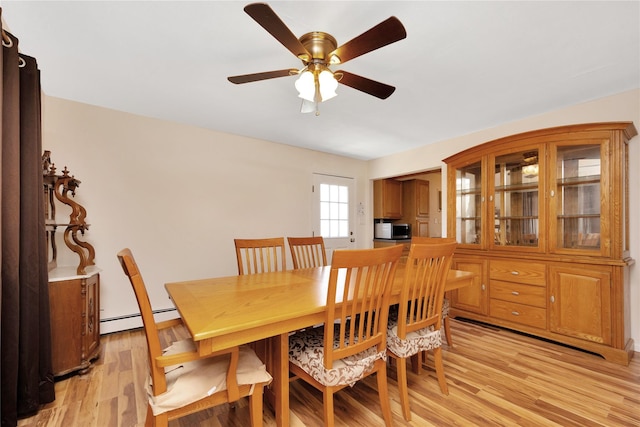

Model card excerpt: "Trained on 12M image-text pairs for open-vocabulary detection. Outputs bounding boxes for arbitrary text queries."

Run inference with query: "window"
[319,183,349,238]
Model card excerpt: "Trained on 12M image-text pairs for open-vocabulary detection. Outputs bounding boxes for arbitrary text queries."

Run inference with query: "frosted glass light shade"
[295,71,316,102]
[318,69,338,101]
[295,67,338,103]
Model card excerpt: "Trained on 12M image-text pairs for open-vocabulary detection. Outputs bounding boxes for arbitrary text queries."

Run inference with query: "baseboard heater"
[99,308,177,334]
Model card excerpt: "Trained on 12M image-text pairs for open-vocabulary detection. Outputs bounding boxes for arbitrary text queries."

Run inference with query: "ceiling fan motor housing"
[298,32,339,64]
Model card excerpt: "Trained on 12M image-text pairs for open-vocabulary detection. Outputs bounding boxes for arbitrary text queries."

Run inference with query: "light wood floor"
[18,319,640,427]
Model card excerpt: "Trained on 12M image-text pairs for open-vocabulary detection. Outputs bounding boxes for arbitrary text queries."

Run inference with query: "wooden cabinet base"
[448,251,634,366]
[49,267,101,376]
[52,349,101,377]
[451,311,634,365]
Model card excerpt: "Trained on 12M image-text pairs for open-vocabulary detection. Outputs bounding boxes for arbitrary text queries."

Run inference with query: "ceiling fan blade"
[244,3,311,61]
[336,71,396,99]
[228,69,297,84]
[329,17,406,65]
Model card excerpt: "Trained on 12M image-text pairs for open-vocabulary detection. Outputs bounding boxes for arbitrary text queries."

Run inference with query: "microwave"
[374,223,411,240]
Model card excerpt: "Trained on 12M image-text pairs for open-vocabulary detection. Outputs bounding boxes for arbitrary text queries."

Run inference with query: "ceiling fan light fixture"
[295,65,338,103]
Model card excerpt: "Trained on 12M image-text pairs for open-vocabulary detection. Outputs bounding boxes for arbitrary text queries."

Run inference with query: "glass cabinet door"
[454,161,483,246]
[490,148,542,250]
[549,141,605,255]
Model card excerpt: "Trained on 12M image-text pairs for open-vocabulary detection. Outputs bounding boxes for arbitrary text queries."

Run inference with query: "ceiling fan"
[227,3,407,113]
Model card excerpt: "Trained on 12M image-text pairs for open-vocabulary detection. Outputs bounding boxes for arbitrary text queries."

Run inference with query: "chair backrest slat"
[234,237,286,275]
[397,241,457,339]
[324,245,403,369]
[287,236,327,269]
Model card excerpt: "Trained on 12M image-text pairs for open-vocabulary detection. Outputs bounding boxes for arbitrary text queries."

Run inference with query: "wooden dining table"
[165,264,476,427]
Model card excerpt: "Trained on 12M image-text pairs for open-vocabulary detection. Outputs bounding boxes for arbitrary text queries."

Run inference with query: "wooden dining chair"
[288,244,403,427]
[234,237,286,275]
[117,248,272,427]
[287,236,327,269]
[386,241,457,421]
[411,236,457,346]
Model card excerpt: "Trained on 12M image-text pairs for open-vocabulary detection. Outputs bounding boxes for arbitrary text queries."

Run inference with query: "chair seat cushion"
[147,340,272,416]
[442,297,450,317]
[386,314,442,358]
[289,326,386,387]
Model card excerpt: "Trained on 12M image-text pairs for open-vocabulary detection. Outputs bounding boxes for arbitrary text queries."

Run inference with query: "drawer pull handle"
[511,311,520,316]
[511,291,520,296]
[511,271,519,275]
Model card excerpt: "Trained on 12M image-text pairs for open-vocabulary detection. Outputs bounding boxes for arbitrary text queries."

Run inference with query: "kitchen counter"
[373,238,411,243]
[373,239,412,256]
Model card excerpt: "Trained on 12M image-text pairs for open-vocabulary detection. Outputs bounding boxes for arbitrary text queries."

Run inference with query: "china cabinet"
[444,122,636,365]
[373,178,403,219]
[43,151,100,376]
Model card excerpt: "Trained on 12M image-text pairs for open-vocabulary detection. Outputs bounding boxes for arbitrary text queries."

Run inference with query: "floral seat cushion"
[442,297,450,317]
[289,325,386,387]
[386,313,442,359]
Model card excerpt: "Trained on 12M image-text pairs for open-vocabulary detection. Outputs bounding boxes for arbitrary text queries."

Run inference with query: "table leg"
[272,333,289,427]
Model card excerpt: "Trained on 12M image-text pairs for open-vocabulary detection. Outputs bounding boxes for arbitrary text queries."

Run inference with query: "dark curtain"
[1,11,55,427]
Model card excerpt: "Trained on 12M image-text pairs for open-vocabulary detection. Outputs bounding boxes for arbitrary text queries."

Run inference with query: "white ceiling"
[1,1,638,160]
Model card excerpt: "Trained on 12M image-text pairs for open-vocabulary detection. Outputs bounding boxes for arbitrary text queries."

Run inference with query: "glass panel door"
[312,173,355,263]
[551,143,603,253]
[454,161,483,246]
[491,148,541,249]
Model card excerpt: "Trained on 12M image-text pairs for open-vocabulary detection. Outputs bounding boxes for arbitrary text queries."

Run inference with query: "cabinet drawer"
[490,299,547,329]
[490,280,546,308]
[490,260,546,286]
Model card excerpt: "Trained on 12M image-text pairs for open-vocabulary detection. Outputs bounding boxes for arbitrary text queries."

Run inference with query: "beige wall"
[42,96,371,332]
[369,89,640,351]
[43,89,639,351]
